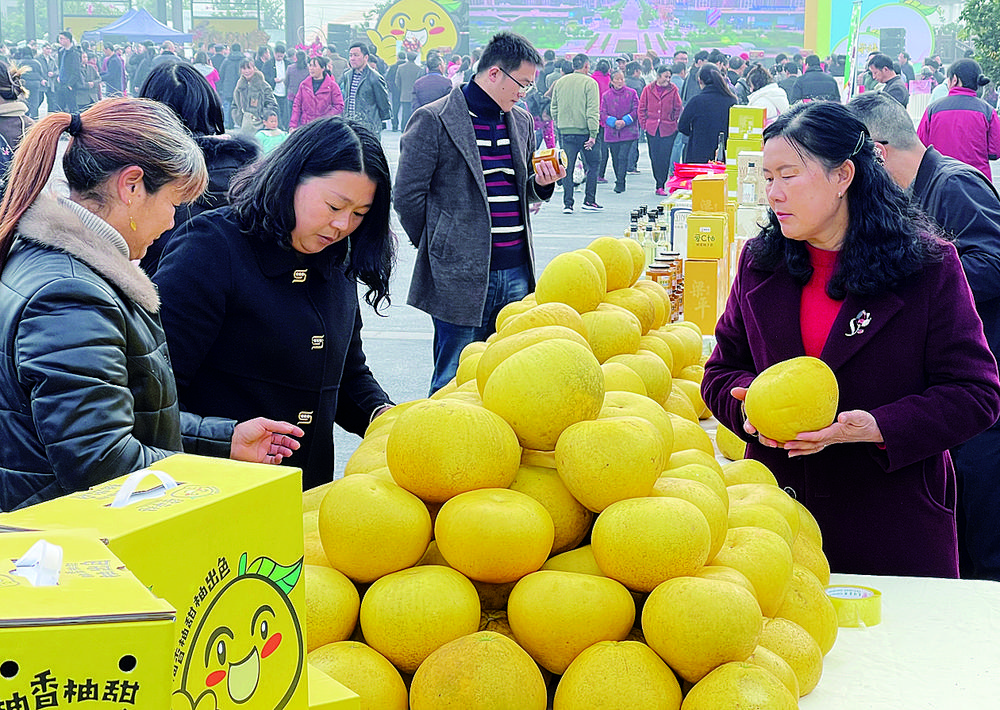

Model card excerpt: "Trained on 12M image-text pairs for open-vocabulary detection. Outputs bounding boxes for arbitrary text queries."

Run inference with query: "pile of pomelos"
[301,236,838,710]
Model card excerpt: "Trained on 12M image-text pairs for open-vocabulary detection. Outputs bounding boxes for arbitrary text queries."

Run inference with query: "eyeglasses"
[499,67,534,94]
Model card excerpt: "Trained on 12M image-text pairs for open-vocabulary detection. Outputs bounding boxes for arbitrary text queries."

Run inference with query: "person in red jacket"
[639,65,682,195]
[290,56,345,130]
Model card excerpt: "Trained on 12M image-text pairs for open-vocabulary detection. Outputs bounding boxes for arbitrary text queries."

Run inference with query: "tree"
[960,0,1000,86]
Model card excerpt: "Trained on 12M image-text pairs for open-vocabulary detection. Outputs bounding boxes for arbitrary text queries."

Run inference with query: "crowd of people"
[2,28,1000,585]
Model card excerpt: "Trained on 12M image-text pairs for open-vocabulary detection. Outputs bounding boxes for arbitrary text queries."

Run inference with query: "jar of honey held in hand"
[531,148,568,173]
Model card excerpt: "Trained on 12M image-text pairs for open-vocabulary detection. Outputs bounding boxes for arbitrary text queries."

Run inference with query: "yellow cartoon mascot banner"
[367,0,466,66]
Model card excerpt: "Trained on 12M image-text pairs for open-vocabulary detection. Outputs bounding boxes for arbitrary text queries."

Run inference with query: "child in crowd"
[255,110,288,153]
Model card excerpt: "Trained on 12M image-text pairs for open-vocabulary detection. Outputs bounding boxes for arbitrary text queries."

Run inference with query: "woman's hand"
[730,386,783,446]
[231,418,305,464]
[784,410,883,457]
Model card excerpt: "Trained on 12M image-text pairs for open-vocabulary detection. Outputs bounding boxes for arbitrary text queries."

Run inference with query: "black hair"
[543,49,555,61]
[694,50,709,63]
[749,101,943,299]
[239,58,254,70]
[194,51,208,64]
[698,63,736,98]
[785,62,799,75]
[572,53,588,71]
[230,43,242,54]
[625,61,640,75]
[349,41,368,56]
[310,55,330,76]
[948,58,991,90]
[295,50,307,69]
[867,53,894,71]
[229,117,394,312]
[58,30,73,42]
[746,64,773,92]
[477,31,541,75]
[595,58,611,74]
[140,61,225,136]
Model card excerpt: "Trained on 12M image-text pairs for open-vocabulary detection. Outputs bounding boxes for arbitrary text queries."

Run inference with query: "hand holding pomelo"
[743,356,838,443]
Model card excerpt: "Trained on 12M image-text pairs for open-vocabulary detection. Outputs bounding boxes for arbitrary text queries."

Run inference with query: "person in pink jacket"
[639,65,683,195]
[600,70,640,193]
[918,58,1000,178]
[290,56,345,130]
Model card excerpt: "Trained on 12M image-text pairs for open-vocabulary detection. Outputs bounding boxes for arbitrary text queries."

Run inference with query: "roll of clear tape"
[825,584,882,628]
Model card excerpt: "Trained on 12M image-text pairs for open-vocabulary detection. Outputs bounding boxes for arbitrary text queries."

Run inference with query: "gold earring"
[129,216,137,232]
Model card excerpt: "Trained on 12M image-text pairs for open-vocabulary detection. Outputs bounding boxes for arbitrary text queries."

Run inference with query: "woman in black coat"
[153,117,396,490]
[678,64,738,163]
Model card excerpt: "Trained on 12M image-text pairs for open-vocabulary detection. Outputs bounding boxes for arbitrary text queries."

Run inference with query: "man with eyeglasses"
[396,31,565,395]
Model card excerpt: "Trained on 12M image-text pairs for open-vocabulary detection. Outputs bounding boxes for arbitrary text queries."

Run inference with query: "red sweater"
[800,244,843,357]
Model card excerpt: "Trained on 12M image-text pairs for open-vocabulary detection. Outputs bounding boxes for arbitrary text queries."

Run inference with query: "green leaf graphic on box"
[238,552,303,595]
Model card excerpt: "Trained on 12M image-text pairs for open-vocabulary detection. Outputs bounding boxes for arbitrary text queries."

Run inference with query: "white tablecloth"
[801,573,1000,708]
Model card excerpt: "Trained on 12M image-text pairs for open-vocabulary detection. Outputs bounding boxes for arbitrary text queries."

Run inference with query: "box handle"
[110,468,179,508]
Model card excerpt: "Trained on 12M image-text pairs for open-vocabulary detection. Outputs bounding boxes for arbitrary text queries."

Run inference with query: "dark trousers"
[390,91,401,130]
[56,85,77,114]
[400,101,413,130]
[627,138,639,171]
[276,96,291,129]
[596,130,609,178]
[608,140,631,191]
[560,132,598,207]
[647,131,677,190]
[953,424,1000,580]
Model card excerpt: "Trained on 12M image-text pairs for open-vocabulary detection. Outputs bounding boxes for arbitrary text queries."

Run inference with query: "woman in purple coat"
[290,56,345,130]
[600,70,640,193]
[701,101,1000,578]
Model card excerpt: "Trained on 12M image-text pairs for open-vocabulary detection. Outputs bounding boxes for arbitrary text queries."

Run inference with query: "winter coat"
[101,52,127,94]
[918,87,1000,178]
[638,81,682,137]
[412,71,454,109]
[881,75,909,108]
[57,44,82,91]
[396,60,423,103]
[790,66,841,103]
[339,66,391,136]
[232,69,278,132]
[0,103,33,151]
[600,85,640,143]
[747,82,789,125]
[702,243,1000,577]
[217,54,243,101]
[285,63,309,105]
[290,74,344,129]
[0,195,231,511]
[153,207,392,490]
[550,71,601,138]
[677,84,737,162]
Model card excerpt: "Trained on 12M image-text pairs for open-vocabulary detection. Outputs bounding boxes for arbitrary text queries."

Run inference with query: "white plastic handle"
[110,468,179,508]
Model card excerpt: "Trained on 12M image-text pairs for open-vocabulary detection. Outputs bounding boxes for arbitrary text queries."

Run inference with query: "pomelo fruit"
[619,237,647,283]
[588,235,636,291]
[535,250,605,314]
[304,564,360,652]
[774,564,838,655]
[666,449,724,477]
[604,287,656,333]
[792,532,831,585]
[714,422,747,460]
[651,476,728,559]
[722,458,778,486]
[728,502,795,546]
[681,662,797,710]
[476,324,591,395]
[599,390,675,456]
[747,645,800,699]
[757,617,824,696]
[727,483,800,537]
[581,307,642,362]
[744,356,839,442]
[497,301,589,340]
[574,247,609,294]
[542,544,605,576]
[601,361,649,395]
[605,351,672,405]
[342,433,389,477]
[711,526,794,618]
[637,333,675,373]
[509,463,594,554]
[668,414,715,456]
[661,463,728,510]
[308,642,407,710]
[554,640,683,710]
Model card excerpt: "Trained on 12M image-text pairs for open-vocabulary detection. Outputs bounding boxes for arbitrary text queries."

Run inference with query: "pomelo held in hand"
[744,356,839,442]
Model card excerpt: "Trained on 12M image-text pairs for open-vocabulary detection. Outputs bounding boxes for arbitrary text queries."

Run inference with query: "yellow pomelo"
[359,565,481,674]
[363,399,426,439]
[304,529,329,567]
[675,319,704,337]
[601,361,648,395]
[360,466,396,484]
[439,390,484,407]
[647,328,688,375]
[792,532,831,585]
[694,564,756,596]
[715,423,746,460]
[498,301,589,341]
[600,390,675,456]
[556,416,665,512]
[664,388,699,422]
[318,474,431,583]
[435,488,555,584]
[651,477,728,559]
[342,433,389,477]
[728,503,795,547]
[509,464,594,554]
[542,545,605,576]
[305,565,360,652]
[385,399,520,503]
[744,356,839,442]
[580,307,642,363]
[727,483,800,537]
[574,247,609,294]
[637,334,675,373]
[605,351,672,405]
[308,642,407,710]
[429,379,458,399]
[508,570,635,673]
[677,364,705,382]
[592,497,711,592]
[521,447,556,468]
[619,236,647,280]
[494,299,536,332]
[535,250,605,314]
[673,377,709,419]
[482,339,605,450]
[554,640,683,710]
[681,662,797,710]
[666,448,724,477]
[634,278,673,323]
[588,236,636,291]
[460,339,488,361]
[642,576,763,683]
[711,526,794,618]
[604,287,656,333]
[663,324,704,369]
[476,324,591,394]
[303,508,319,537]
[303,480,336,513]
[747,645,800,699]
[757,617,824,696]
[661,463,728,510]
[455,350,483,386]
[668,414,715,456]
[793,498,824,548]
[724,457,780,487]
[410,631,547,710]
[774,564,839,656]
[639,283,668,330]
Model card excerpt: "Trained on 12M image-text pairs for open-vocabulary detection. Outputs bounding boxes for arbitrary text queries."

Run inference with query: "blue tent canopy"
[81,8,192,43]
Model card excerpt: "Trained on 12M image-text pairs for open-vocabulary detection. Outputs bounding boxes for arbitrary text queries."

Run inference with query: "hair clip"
[851,131,866,157]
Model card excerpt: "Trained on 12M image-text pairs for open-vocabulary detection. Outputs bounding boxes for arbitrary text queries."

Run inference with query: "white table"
[802,573,1000,708]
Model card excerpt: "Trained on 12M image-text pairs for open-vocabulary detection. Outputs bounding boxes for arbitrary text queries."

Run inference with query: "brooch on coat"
[845,310,871,337]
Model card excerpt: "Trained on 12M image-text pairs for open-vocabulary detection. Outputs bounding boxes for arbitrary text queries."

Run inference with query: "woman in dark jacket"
[0,99,302,511]
[286,50,310,112]
[139,61,260,275]
[153,117,396,490]
[678,63,737,162]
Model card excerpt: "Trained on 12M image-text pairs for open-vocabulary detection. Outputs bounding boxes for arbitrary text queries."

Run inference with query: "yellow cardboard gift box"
[307,665,360,710]
[684,258,730,335]
[0,454,308,710]
[687,213,728,260]
[0,530,175,710]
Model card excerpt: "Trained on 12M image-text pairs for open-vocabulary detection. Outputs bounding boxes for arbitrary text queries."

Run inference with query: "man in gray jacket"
[395,31,565,394]
[395,52,424,129]
[340,42,391,137]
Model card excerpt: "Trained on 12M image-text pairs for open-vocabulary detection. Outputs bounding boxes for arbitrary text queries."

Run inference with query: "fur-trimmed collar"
[16,193,160,312]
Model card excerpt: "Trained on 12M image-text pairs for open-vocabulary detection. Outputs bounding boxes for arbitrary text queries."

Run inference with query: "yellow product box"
[687,213,728,260]
[729,105,767,138]
[307,665,360,710]
[726,166,739,198]
[724,137,764,169]
[0,530,175,710]
[0,455,307,710]
[726,200,737,244]
[684,258,730,334]
[691,173,727,213]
